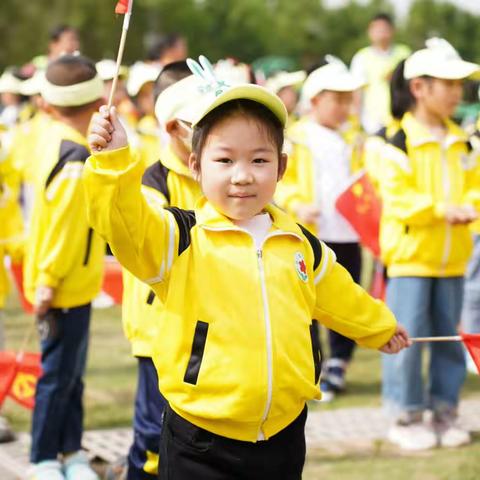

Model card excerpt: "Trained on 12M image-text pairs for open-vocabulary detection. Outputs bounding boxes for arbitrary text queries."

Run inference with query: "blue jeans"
[127,357,166,480]
[30,304,91,462]
[462,235,480,333]
[382,277,466,419]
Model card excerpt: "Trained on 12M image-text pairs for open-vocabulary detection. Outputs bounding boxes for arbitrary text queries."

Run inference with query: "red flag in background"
[462,333,480,374]
[0,351,41,409]
[0,352,18,408]
[335,172,382,257]
[115,0,131,14]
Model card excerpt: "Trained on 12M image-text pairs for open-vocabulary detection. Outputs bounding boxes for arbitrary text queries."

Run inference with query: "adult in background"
[350,13,410,134]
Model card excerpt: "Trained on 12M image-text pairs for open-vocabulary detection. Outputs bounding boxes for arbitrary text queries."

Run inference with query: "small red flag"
[335,172,382,257]
[115,0,130,14]
[0,351,42,409]
[462,333,480,375]
[0,352,18,408]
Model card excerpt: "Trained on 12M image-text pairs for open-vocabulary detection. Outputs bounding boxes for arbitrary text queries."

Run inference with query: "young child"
[380,39,480,451]
[85,56,409,480]
[276,56,366,401]
[119,61,202,480]
[25,55,106,480]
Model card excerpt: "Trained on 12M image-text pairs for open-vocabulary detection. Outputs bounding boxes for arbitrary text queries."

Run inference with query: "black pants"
[325,242,362,361]
[159,406,307,480]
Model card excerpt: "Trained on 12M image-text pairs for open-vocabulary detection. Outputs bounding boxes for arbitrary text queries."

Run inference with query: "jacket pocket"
[184,320,209,385]
[309,320,322,385]
[83,228,93,266]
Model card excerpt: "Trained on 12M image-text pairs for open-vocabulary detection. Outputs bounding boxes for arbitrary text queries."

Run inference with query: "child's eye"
[215,158,233,164]
[253,158,269,164]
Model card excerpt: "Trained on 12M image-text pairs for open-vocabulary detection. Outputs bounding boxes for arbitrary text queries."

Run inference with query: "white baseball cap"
[302,56,365,101]
[96,59,128,82]
[265,70,306,94]
[19,70,45,96]
[127,61,161,97]
[0,71,23,94]
[155,74,204,126]
[404,38,480,80]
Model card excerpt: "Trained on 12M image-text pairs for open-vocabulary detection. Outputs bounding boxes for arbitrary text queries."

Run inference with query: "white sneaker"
[63,451,99,480]
[387,422,437,451]
[28,460,65,480]
[435,419,471,448]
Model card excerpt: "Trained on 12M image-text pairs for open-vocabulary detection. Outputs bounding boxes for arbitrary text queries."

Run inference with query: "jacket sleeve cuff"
[88,146,134,172]
[37,271,60,289]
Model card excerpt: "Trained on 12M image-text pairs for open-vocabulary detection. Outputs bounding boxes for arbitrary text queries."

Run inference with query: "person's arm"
[381,144,446,225]
[84,106,179,286]
[313,242,403,351]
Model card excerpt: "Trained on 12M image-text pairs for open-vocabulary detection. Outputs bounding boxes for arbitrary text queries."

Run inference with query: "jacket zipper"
[200,225,302,439]
[256,247,272,441]
[440,144,452,272]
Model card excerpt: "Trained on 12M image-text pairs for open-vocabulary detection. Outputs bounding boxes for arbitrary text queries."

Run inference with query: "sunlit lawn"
[2,289,480,479]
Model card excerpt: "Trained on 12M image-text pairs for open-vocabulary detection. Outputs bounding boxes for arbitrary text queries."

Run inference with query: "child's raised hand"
[445,205,479,225]
[89,105,128,153]
[380,325,412,354]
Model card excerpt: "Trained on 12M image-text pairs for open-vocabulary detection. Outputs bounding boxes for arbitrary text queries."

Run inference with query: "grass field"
[2,292,480,479]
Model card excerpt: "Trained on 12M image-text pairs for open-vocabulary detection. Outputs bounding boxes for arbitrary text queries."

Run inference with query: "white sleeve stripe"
[385,144,412,173]
[314,245,331,285]
[143,210,175,285]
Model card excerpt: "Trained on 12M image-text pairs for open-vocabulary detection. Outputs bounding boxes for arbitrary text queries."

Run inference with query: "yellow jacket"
[276,116,364,235]
[380,113,480,277]
[84,146,396,442]
[122,145,202,357]
[363,120,401,193]
[137,115,162,167]
[24,120,105,307]
[0,144,24,307]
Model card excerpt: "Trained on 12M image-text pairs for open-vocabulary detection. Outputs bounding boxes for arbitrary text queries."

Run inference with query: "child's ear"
[277,153,288,181]
[189,153,201,181]
[166,119,179,136]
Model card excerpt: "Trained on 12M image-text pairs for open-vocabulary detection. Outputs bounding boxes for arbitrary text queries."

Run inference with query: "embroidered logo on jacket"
[295,252,308,282]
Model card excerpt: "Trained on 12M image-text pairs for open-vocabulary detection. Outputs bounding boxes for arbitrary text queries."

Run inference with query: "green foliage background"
[1,0,480,70]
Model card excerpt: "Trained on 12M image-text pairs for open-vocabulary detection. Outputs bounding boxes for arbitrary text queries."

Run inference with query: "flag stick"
[410,336,462,343]
[107,3,132,110]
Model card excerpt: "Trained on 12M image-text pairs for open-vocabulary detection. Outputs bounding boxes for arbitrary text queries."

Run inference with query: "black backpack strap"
[142,161,171,204]
[388,128,408,154]
[297,224,322,271]
[165,207,197,256]
[374,126,388,141]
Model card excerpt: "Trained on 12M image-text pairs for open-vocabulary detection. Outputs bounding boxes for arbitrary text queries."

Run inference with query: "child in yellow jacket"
[26,55,105,480]
[86,56,409,480]
[120,61,202,480]
[380,39,480,451]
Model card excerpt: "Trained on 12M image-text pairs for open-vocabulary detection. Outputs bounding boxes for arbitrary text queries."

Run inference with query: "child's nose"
[231,165,253,184]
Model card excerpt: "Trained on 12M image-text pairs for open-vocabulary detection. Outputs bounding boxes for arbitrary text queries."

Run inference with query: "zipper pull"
[257,249,262,259]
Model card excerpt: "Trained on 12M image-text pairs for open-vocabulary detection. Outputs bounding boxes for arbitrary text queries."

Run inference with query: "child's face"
[412,77,463,120]
[311,90,353,129]
[190,114,287,221]
[277,86,299,115]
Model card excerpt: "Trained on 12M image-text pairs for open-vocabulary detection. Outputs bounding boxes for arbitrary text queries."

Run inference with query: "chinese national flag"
[0,351,42,409]
[335,172,382,257]
[0,352,18,408]
[115,0,130,14]
[462,333,480,375]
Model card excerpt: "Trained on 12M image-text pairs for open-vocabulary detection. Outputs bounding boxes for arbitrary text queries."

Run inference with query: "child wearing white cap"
[86,55,408,479]
[380,38,480,451]
[276,55,366,401]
